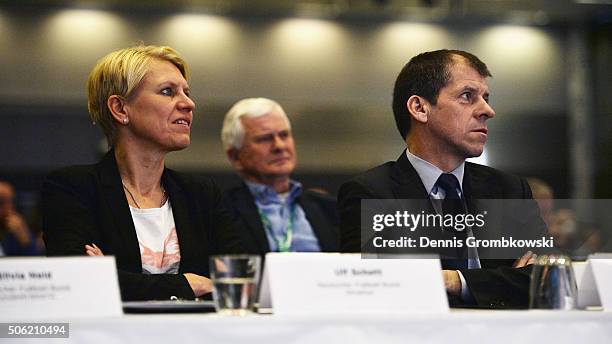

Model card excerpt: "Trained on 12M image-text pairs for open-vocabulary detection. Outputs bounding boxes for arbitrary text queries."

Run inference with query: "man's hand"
[513,250,536,268]
[183,273,213,297]
[443,270,461,296]
[85,243,104,256]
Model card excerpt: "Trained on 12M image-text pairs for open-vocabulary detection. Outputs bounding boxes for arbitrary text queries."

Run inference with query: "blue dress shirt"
[245,180,321,252]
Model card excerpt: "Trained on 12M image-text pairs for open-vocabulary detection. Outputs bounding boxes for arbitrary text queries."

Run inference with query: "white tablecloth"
[12,310,612,344]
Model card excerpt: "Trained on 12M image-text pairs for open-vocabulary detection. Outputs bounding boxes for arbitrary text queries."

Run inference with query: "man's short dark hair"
[392,49,492,139]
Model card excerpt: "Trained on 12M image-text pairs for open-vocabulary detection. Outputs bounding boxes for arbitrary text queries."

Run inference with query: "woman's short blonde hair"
[87,45,189,147]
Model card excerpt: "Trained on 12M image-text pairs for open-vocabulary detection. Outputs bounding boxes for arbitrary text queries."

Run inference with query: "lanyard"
[258,204,296,252]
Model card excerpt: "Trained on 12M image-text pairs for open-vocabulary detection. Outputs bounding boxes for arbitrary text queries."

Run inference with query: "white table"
[12,310,612,344]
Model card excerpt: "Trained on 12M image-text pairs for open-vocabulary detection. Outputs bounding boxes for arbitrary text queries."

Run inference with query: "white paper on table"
[0,256,122,320]
[588,254,612,311]
[573,261,601,309]
[261,252,448,315]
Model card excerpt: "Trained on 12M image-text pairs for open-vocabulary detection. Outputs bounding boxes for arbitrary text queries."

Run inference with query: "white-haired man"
[221,98,338,254]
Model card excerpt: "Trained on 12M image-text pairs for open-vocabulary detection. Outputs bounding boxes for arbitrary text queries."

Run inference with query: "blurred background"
[0,0,611,255]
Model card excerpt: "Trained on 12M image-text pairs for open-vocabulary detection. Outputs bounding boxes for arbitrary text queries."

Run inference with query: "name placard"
[262,253,448,315]
[0,257,122,320]
[572,261,601,309]
[589,255,612,311]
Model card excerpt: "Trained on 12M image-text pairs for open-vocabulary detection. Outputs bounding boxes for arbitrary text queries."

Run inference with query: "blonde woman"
[42,45,243,301]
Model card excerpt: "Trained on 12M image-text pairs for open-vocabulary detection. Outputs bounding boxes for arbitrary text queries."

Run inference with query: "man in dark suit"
[338,50,544,308]
[221,98,339,254]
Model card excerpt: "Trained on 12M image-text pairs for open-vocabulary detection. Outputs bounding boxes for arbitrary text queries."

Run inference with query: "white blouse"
[129,200,181,274]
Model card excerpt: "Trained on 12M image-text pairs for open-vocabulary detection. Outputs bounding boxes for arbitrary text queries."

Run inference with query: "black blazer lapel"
[463,163,498,200]
[463,163,504,245]
[391,151,430,199]
[233,185,270,253]
[161,170,202,273]
[390,151,437,219]
[299,193,339,252]
[96,150,141,271]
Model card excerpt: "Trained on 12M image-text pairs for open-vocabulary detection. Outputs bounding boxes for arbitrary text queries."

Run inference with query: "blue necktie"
[436,173,468,270]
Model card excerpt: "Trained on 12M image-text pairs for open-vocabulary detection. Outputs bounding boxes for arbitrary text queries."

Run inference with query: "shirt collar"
[245,179,302,205]
[405,148,465,195]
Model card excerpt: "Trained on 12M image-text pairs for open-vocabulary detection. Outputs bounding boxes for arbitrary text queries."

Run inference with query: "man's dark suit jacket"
[42,150,244,301]
[338,151,546,309]
[222,183,339,254]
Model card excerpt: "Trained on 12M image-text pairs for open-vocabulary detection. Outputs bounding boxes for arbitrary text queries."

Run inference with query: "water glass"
[209,255,261,315]
[529,254,577,310]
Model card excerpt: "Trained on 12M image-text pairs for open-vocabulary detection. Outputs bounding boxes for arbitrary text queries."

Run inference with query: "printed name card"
[0,257,122,320]
[263,253,448,315]
[572,261,601,309]
[588,255,612,311]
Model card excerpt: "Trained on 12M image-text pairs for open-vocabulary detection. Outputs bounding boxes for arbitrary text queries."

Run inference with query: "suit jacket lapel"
[463,163,500,242]
[463,163,497,200]
[299,193,337,252]
[463,163,498,215]
[391,151,431,199]
[235,185,270,253]
[162,171,200,272]
[97,150,141,271]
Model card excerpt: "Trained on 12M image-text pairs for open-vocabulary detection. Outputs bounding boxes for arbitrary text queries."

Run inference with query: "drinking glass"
[209,255,261,315]
[529,254,577,310]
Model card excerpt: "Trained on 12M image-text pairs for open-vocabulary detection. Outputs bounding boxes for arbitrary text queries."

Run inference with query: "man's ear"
[107,95,129,125]
[226,148,239,161]
[226,148,243,171]
[406,95,429,124]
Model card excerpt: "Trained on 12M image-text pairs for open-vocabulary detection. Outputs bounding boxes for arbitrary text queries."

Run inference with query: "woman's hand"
[513,251,536,268]
[85,244,212,297]
[183,273,213,297]
[85,243,104,256]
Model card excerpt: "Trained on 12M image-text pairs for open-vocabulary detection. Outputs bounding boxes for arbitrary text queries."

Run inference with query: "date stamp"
[0,323,69,338]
